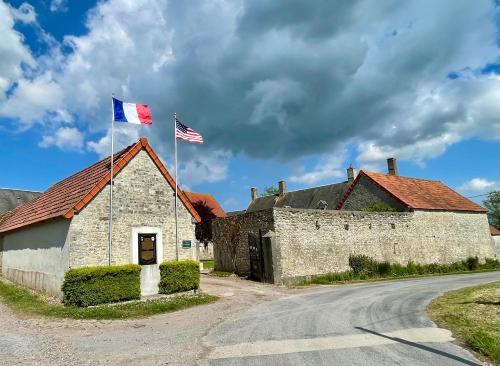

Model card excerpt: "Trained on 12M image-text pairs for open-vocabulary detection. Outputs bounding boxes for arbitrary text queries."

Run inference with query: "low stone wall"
[213,210,274,276]
[212,207,495,284]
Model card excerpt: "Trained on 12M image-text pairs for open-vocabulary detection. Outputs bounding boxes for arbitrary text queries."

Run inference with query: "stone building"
[213,159,495,284]
[0,188,41,214]
[184,191,226,260]
[491,225,500,258]
[0,138,200,298]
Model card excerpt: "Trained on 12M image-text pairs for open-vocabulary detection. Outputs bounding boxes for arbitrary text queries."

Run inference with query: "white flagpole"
[174,112,179,261]
[109,93,115,266]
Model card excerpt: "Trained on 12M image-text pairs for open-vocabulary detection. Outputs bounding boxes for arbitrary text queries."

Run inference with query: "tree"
[483,191,500,229]
[259,186,280,197]
[192,200,217,244]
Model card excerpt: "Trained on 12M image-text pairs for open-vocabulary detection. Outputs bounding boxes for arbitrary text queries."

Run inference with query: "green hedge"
[159,260,200,294]
[304,255,500,285]
[62,264,141,307]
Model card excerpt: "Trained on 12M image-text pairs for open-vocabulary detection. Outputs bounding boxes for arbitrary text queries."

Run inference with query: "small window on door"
[138,233,157,265]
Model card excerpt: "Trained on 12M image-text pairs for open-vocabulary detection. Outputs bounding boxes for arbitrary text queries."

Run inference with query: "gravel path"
[0,275,295,366]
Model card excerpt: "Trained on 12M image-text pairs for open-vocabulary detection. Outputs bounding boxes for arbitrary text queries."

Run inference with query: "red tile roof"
[337,170,487,213]
[0,138,200,233]
[184,192,226,218]
[491,225,500,236]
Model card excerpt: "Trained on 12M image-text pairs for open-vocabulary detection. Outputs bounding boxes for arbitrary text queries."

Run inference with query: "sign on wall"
[182,240,191,249]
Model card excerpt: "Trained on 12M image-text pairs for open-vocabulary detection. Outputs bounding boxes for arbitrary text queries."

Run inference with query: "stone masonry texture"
[69,149,197,268]
[212,207,496,284]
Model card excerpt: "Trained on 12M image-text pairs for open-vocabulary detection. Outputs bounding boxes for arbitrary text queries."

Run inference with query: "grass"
[201,260,214,269]
[298,256,500,286]
[211,270,234,277]
[428,281,500,365]
[0,279,218,320]
[299,268,500,286]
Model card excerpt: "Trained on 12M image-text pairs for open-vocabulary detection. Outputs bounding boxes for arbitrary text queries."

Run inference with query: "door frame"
[131,227,163,265]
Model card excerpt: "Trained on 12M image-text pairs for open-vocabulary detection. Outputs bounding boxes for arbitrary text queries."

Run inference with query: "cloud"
[459,178,497,194]
[39,127,84,151]
[2,0,500,188]
[8,2,37,24]
[50,0,67,12]
[289,149,346,185]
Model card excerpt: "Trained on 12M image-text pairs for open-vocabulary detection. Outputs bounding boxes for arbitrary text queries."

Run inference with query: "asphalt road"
[202,272,500,366]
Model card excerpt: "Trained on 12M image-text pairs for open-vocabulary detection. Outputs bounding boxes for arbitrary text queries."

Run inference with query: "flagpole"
[109,93,115,266]
[174,112,179,261]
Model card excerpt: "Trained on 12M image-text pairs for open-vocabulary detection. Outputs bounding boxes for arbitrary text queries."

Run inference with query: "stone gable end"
[68,149,196,268]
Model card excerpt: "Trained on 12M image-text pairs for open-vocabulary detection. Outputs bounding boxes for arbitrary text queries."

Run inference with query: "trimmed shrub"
[378,261,392,277]
[159,260,200,294]
[349,255,379,276]
[62,264,141,307]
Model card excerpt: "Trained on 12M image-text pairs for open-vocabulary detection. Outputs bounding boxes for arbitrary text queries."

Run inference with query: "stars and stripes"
[175,119,204,144]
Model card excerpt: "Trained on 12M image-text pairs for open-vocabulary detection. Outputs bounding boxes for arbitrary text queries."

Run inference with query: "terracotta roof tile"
[0,138,200,233]
[338,171,487,213]
[490,225,500,236]
[184,192,226,218]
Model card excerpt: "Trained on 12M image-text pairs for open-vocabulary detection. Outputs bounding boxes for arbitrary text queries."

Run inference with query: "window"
[138,233,157,265]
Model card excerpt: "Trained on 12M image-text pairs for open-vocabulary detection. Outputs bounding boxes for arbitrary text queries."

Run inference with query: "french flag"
[112,97,152,125]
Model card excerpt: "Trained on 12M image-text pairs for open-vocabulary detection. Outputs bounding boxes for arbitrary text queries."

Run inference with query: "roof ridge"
[362,170,442,183]
[0,188,43,193]
[252,181,349,200]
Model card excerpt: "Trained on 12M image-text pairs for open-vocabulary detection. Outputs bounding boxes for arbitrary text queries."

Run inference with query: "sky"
[1,0,499,212]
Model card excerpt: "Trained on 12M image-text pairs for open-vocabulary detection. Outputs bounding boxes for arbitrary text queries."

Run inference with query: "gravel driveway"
[0,275,295,366]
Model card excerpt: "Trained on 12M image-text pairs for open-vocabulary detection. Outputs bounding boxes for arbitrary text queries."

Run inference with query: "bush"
[62,265,141,307]
[466,256,480,271]
[362,203,398,212]
[349,255,379,276]
[159,260,200,294]
[378,261,392,277]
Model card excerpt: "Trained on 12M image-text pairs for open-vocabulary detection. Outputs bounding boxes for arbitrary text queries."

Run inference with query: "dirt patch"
[0,275,299,366]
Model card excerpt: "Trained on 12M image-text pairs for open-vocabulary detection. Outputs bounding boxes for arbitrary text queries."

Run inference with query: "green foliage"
[259,186,280,197]
[0,280,217,320]
[192,200,217,244]
[483,191,500,228]
[211,270,234,277]
[303,256,500,285]
[201,260,214,269]
[348,255,379,276]
[62,265,141,307]
[362,203,398,212]
[159,260,200,294]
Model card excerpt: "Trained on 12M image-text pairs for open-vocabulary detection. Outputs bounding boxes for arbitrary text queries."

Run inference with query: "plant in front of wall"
[362,203,398,212]
[159,260,200,294]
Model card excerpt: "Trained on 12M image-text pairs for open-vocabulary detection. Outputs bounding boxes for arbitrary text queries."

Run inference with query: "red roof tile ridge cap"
[361,170,442,183]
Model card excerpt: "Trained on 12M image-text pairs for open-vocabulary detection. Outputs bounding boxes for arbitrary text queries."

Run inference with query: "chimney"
[251,187,258,201]
[278,180,287,196]
[387,158,398,176]
[347,165,355,182]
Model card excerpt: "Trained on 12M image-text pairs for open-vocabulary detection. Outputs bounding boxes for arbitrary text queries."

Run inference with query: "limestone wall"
[1,219,71,297]
[273,208,495,284]
[493,236,500,259]
[212,210,275,276]
[69,149,197,268]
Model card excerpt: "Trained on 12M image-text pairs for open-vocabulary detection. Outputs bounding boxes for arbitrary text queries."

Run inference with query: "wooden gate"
[248,230,273,283]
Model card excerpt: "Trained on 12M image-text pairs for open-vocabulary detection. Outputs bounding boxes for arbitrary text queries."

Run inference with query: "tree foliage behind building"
[483,191,500,229]
[192,200,217,244]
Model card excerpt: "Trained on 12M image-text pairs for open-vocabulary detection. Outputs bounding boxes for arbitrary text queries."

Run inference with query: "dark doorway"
[248,230,274,283]
[138,233,157,265]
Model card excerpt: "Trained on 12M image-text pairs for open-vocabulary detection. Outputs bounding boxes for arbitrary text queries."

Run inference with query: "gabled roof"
[0,189,41,214]
[0,138,200,233]
[247,182,350,212]
[184,192,226,218]
[337,171,487,213]
[491,225,500,236]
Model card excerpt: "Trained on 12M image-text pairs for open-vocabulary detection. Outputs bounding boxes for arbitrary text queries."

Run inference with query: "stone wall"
[341,174,407,211]
[212,210,275,276]
[212,207,495,284]
[69,149,197,268]
[493,236,500,259]
[1,219,71,297]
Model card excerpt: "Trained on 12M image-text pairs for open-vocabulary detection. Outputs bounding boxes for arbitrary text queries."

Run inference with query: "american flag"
[175,119,204,144]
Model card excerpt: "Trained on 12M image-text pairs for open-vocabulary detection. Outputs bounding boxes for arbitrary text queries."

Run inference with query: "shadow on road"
[355,326,481,366]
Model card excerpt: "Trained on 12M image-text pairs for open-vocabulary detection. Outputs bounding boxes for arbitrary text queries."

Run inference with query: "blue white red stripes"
[113,97,152,125]
[175,119,204,144]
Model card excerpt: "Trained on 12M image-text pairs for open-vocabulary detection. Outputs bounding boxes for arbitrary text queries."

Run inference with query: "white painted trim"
[131,227,163,265]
